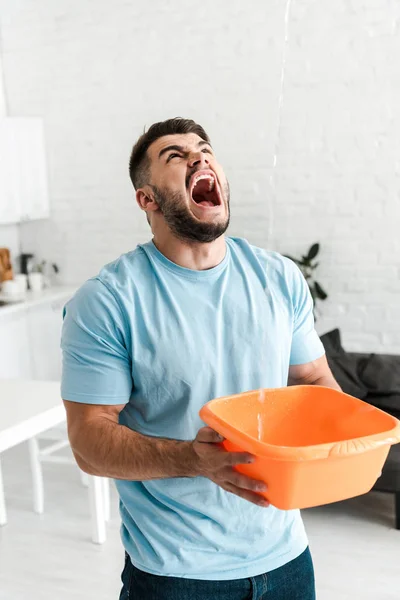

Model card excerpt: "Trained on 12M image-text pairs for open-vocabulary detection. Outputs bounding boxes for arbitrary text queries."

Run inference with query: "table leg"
[88,475,106,544]
[0,457,7,526]
[28,437,44,514]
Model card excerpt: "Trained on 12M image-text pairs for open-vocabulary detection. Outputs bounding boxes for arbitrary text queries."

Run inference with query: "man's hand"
[191,427,269,507]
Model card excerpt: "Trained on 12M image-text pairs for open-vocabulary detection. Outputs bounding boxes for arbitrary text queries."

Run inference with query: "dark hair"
[128,118,210,190]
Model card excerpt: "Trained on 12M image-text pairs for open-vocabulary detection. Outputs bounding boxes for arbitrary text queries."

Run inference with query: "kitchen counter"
[0,286,77,318]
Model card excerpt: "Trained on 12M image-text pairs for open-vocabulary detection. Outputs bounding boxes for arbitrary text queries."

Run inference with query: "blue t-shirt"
[61,237,325,580]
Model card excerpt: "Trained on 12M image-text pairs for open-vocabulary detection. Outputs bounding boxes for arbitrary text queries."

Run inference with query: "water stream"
[267,0,293,246]
[257,389,266,440]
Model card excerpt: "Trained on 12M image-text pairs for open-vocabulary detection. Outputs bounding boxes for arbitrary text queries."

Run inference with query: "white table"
[0,379,108,543]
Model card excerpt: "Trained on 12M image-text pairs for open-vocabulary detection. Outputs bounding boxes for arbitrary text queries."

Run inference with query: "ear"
[136,186,159,214]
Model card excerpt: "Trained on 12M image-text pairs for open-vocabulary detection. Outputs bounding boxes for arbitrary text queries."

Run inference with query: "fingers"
[225,470,267,493]
[195,428,256,465]
[223,482,270,507]
[196,427,224,444]
[225,451,255,466]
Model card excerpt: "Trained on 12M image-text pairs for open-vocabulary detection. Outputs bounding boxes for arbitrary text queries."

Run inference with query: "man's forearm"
[312,375,342,392]
[69,416,197,480]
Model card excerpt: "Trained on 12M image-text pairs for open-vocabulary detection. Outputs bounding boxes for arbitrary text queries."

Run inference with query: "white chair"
[28,428,111,543]
[0,379,110,544]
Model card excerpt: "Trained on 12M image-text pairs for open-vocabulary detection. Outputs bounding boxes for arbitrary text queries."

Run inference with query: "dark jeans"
[119,547,316,600]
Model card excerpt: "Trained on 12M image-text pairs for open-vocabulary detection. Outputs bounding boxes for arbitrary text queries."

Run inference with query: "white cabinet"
[0,120,20,224]
[27,299,65,381]
[0,118,50,224]
[13,118,50,222]
[0,310,33,379]
[0,290,72,382]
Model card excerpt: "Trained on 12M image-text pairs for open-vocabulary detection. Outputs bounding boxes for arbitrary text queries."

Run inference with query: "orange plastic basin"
[199,385,400,510]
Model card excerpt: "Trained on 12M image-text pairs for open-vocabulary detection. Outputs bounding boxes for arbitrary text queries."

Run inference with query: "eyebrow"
[158,140,212,159]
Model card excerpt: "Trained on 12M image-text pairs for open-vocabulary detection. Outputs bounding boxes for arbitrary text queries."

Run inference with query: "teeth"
[193,173,215,191]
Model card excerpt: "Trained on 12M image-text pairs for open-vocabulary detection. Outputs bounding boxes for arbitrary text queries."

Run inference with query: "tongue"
[198,200,215,207]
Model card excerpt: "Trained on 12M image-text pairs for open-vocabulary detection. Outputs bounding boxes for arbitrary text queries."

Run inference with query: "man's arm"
[288,354,342,391]
[64,400,197,479]
[63,400,269,507]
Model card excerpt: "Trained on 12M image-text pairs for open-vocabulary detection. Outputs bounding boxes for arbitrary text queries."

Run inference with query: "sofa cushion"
[364,393,400,417]
[358,354,400,396]
[319,329,368,399]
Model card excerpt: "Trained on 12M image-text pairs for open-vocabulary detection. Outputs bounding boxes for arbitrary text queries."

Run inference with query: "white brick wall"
[0,0,399,352]
[269,0,400,352]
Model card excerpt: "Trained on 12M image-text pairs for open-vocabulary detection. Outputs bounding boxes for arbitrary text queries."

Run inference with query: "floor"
[0,443,399,600]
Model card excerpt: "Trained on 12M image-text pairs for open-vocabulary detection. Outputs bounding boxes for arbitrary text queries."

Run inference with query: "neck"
[152,232,227,271]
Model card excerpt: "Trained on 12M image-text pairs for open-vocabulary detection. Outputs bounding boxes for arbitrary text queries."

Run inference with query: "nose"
[188,151,209,169]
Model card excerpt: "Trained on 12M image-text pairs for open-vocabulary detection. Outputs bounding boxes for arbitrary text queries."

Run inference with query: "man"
[61,118,340,599]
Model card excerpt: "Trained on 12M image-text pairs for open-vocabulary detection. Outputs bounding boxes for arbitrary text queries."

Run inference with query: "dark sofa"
[320,329,400,529]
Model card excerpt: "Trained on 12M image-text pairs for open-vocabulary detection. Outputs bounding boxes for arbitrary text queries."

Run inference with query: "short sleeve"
[61,278,133,405]
[287,260,325,366]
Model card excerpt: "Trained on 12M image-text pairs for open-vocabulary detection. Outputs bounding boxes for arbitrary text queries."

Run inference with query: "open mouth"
[189,171,221,208]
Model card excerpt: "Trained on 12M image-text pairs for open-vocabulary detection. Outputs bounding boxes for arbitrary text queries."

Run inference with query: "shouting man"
[61,118,340,599]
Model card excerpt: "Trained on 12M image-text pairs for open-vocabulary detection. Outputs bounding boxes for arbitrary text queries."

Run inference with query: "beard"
[150,182,230,244]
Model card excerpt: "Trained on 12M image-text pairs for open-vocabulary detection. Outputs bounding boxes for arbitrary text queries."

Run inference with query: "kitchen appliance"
[20,253,34,276]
